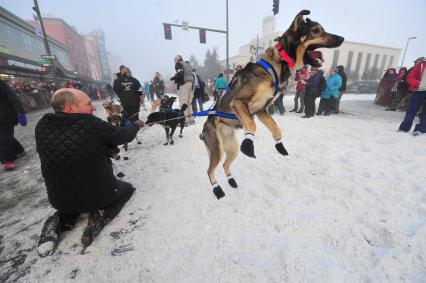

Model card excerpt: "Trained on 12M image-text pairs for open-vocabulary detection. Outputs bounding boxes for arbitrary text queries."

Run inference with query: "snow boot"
[81,210,108,247]
[37,212,62,257]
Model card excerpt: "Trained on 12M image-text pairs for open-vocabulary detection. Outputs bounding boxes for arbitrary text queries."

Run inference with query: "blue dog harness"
[192,59,280,119]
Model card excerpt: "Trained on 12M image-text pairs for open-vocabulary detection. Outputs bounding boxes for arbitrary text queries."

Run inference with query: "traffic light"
[199,29,206,44]
[164,24,172,40]
[272,0,280,15]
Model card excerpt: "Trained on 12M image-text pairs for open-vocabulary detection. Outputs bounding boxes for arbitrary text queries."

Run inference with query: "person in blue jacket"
[214,73,228,101]
[317,67,342,116]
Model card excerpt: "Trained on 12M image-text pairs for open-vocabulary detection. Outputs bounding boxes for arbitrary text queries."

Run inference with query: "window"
[354,52,363,80]
[346,51,354,73]
[364,53,372,74]
[332,50,340,66]
[379,55,387,72]
[373,54,380,69]
[388,56,394,67]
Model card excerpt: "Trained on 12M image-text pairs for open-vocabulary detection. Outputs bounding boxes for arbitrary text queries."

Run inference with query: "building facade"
[221,16,402,82]
[90,29,111,82]
[0,7,73,80]
[319,41,401,81]
[43,17,91,78]
[84,35,102,81]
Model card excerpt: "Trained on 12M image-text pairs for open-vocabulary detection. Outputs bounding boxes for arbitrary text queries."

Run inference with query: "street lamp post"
[33,0,57,85]
[400,36,416,68]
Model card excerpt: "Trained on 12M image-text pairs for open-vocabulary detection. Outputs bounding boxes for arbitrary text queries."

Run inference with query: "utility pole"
[256,34,259,61]
[33,0,57,84]
[163,0,230,79]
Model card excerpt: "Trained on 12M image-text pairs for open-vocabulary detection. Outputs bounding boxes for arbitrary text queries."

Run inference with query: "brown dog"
[150,99,161,112]
[102,101,142,159]
[201,10,344,199]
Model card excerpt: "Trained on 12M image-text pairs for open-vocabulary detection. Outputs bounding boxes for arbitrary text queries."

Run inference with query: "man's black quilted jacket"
[35,112,140,214]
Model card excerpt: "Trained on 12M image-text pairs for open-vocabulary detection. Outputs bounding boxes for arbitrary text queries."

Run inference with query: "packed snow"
[0,94,425,282]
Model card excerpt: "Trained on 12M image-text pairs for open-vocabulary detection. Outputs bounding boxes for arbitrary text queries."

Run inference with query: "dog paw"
[213,185,225,199]
[228,177,238,188]
[137,141,142,145]
[116,172,125,178]
[163,143,168,146]
[240,138,256,158]
[170,140,174,145]
[179,134,183,138]
[275,142,289,156]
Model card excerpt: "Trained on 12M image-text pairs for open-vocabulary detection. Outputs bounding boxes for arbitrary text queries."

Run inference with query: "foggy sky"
[1,0,425,82]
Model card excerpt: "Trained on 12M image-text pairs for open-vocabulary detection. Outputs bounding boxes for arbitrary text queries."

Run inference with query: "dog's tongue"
[308,50,324,63]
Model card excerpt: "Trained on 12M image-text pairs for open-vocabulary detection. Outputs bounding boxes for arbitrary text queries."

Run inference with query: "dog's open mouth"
[305,50,324,68]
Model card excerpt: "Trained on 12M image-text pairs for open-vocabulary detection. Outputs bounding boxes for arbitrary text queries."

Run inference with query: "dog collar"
[256,59,279,93]
[275,42,295,69]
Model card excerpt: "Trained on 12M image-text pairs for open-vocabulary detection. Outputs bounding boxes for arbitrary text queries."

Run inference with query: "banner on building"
[33,14,43,38]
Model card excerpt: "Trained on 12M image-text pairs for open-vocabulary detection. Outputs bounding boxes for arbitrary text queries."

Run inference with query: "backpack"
[320,76,327,92]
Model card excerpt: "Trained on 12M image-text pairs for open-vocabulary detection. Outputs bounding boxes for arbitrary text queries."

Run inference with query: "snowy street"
[1,95,425,282]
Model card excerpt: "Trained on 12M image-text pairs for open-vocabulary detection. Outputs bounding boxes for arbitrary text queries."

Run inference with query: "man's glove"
[134,120,145,127]
[18,114,27,126]
[121,119,132,127]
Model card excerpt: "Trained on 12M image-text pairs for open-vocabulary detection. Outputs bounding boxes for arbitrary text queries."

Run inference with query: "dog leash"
[144,114,193,127]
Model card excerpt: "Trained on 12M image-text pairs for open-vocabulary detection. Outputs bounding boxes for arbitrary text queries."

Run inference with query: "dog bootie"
[227,175,238,188]
[240,134,256,158]
[212,184,226,199]
[275,140,289,156]
[37,212,62,257]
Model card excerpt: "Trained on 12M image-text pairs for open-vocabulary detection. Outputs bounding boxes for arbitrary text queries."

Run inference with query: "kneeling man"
[35,88,144,257]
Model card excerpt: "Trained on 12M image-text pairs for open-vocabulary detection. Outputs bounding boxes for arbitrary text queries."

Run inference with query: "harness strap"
[256,59,280,93]
[192,60,282,119]
[192,110,238,120]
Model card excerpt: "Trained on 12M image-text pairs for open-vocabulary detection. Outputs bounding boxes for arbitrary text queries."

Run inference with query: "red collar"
[275,42,295,69]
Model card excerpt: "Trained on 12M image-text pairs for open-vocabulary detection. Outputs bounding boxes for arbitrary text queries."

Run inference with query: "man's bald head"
[51,88,96,114]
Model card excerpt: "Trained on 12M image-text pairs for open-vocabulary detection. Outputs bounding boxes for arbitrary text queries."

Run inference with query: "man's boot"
[81,210,108,247]
[37,212,62,257]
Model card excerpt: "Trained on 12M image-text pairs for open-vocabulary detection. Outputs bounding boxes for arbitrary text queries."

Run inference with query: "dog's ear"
[290,10,310,33]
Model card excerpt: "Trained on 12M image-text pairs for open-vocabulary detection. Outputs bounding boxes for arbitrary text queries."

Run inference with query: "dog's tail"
[180,103,188,114]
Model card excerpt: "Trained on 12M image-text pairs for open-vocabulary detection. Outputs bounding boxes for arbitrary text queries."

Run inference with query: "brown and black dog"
[103,101,141,160]
[201,10,344,199]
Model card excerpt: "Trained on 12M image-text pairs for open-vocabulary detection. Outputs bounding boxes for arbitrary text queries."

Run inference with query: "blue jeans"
[399,91,426,133]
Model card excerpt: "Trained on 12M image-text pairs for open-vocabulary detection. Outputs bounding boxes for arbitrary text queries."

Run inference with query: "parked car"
[346,80,380,94]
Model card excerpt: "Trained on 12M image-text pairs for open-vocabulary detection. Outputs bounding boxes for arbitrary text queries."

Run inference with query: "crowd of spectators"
[8,79,106,113]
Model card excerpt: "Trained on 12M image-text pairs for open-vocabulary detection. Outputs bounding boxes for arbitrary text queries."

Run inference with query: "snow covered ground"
[1,94,425,282]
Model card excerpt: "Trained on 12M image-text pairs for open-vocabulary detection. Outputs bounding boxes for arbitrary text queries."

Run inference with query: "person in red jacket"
[398,57,426,135]
[290,65,310,113]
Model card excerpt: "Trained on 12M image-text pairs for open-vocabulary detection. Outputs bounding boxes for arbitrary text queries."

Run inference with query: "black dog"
[146,104,188,145]
[160,95,177,112]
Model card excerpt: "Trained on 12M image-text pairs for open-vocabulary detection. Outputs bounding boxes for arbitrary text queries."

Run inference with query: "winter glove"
[121,119,132,127]
[18,114,27,126]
